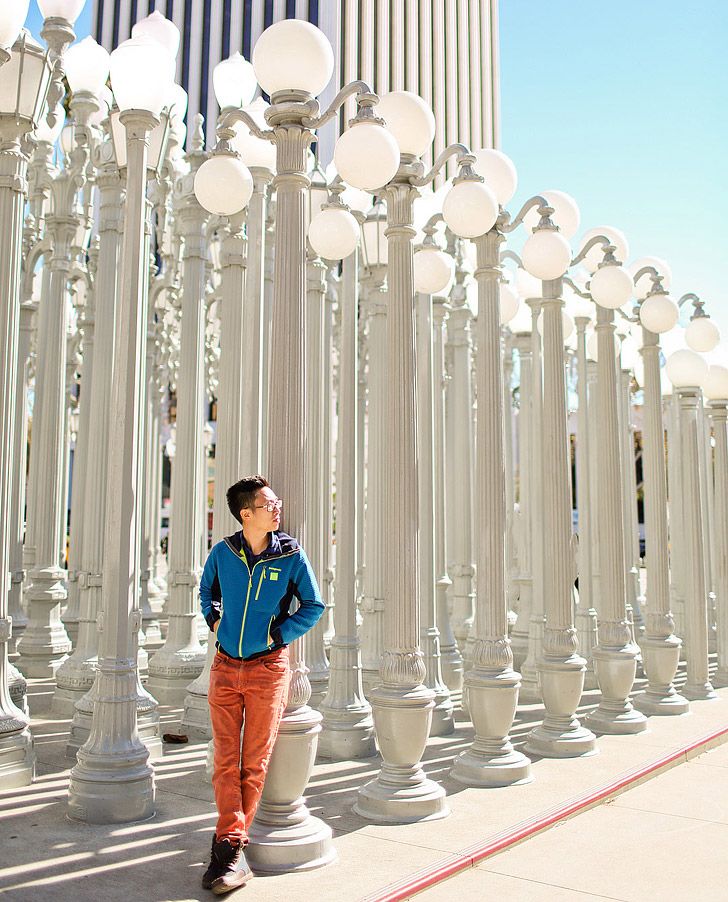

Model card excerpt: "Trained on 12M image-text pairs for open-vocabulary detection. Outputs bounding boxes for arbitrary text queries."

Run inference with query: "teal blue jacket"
[199,530,324,660]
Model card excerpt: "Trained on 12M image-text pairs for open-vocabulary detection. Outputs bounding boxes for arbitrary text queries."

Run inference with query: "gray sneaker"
[209,838,253,895]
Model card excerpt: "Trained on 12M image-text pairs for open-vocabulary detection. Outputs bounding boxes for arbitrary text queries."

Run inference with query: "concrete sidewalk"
[415,741,728,901]
[1,673,726,902]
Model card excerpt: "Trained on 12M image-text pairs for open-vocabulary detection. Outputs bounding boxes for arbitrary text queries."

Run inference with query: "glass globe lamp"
[414,246,453,294]
[375,90,435,157]
[213,52,257,109]
[537,309,575,341]
[166,82,188,121]
[253,19,333,97]
[522,229,571,281]
[308,207,359,260]
[590,263,633,310]
[665,348,708,388]
[471,148,517,206]
[231,98,275,171]
[341,185,373,214]
[703,365,728,401]
[37,0,86,23]
[580,226,629,274]
[499,282,519,325]
[442,180,499,239]
[685,317,720,353]
[515,267,541,299]
[333,121,400,192]
[64,37,111,95]
[194,153,253,216]
[508,301,532,334]
[361,201,388,269]
[110,35,175,116]
[131,10,181,60]
[523,189,580,239]
[628,256,672,300]
[639,294,679,334]
[0,1,30,49]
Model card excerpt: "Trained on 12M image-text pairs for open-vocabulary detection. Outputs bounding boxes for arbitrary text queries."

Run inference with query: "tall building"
[92,0,500,162]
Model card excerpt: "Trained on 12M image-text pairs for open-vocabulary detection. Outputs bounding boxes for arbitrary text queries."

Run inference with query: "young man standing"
[199,475,324,894]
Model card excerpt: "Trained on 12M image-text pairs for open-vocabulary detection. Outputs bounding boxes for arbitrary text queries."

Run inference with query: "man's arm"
[273,549,325,646]
[199,546,222,632]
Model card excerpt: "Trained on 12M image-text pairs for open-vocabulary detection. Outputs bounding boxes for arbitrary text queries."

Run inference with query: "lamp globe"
[590,264,633,310]
[522,229,571,281]
[253,19,333,97]
[131,10,181,60]
[639,294,679,334]
[665,349,709,388]
[194,154,253,216]
[442,180,499,238]
[686,317,720,353]
[0,1,30,49]
[308,207,359,260]
[333,122,400,191]
[213,52,257,109]
[109,35,175,116]
[375,90,435,157]
[414,247,454,294]
[499,282,520,325]
[703,364,728,401]
[38,0,86,23]
[628,256,672,300]
[471,148,517,206]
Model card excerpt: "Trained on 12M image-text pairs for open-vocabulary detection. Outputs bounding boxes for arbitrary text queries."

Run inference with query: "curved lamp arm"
[302,81,377,129]
[562,275,592,300]
[216,108,274,150]
[500,249,524,268]
[500,195,551,234]
[570,235,611,268]
[411,144,477,188]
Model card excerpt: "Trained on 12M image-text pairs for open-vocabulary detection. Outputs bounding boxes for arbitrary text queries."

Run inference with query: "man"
[199,475,325,894]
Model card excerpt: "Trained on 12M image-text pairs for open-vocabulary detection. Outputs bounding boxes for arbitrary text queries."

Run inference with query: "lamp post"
[67,33,175,824]
[665,348,717,701]
[198,20,399,867]
[703,365,728,686]
[0,21,52,788]
[582,245,647,735]
[627,272,688,714]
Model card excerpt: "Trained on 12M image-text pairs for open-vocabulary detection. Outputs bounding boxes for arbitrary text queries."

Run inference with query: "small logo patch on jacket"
[269,568,280,582]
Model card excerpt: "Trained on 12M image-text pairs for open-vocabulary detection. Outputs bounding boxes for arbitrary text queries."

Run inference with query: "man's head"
[226,475,282,532]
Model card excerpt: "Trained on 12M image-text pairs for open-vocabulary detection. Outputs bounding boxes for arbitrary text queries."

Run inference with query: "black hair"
[226,475,269,524]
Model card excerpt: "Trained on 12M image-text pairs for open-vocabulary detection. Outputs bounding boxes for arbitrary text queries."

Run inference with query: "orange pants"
[208,646,290,844]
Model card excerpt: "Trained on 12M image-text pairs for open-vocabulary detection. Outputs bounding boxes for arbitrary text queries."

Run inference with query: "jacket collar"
[224,529,299,559]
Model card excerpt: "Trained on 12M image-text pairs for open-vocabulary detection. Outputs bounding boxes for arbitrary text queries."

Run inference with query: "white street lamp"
[67,30,174,825]
[523,189,580,238]
[522,227,572,281]
[64,36,110,95]
[471,147,518,206]
[131,9,181,60]
[0,0,30,58]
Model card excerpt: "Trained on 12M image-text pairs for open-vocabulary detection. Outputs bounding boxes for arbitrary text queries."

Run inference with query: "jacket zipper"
[267,615,274,646]
[255,568,266,600]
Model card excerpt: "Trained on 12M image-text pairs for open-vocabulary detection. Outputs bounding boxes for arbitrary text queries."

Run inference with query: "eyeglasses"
[255,499,283,513]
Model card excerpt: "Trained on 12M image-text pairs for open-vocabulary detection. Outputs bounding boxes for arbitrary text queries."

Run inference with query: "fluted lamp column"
[0,19,52,788]
[584,249,647,735]
[631,273,687,714]
[199,20,399,867]
[452,216,532,786]
[68,34,175,824]
[704,366,728,686]
[666,348,717,701]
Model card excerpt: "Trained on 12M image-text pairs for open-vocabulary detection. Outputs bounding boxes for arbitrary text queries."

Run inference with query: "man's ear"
[240,507,249,523]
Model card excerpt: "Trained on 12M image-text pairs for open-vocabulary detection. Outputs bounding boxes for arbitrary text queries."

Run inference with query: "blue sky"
[24,1,726,337]
[500,0,728,337]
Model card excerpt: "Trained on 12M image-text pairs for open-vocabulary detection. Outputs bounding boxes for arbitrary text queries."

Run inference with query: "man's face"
[242,486,282,531]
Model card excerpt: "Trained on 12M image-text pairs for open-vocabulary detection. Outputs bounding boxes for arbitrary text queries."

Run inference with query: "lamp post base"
[636,636,688,715]
[526,656,598,758]
[0,719,34,789]
[246,705,336,873]
[356,683,449,824]
[451,664,533,787]
[181,636,214,740]
[68,761,155,825]
[682,681,718,701]
[8,662,28,716]
[585,643,647,735]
